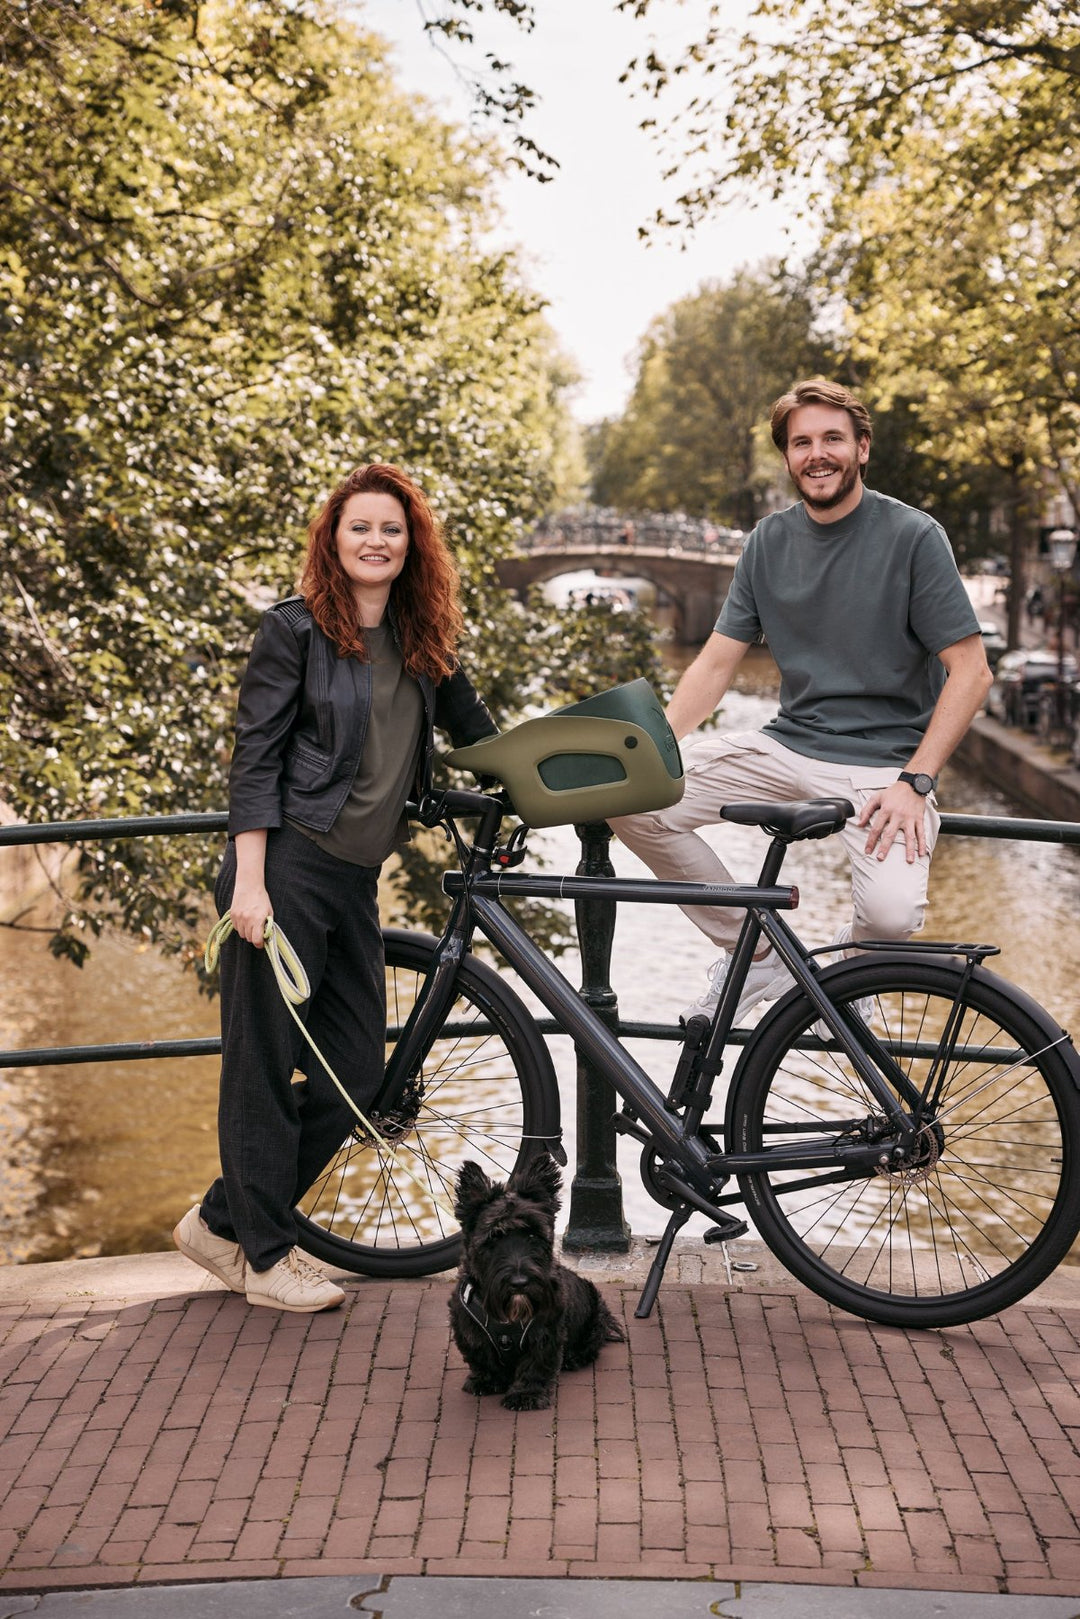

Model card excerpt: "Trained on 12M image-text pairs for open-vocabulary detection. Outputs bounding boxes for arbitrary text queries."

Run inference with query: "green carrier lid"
[447,678,684,829]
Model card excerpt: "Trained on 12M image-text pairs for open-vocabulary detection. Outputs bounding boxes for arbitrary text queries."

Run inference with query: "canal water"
[2,649,1079,1265]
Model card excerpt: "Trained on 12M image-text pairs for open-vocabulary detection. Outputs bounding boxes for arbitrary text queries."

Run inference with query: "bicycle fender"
[723,950,1080,1143]
[382,925,441,953]
[962,959,1080,1092]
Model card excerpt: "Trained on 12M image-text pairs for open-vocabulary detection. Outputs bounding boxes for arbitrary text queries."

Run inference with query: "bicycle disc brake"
[352,1075,425,1148]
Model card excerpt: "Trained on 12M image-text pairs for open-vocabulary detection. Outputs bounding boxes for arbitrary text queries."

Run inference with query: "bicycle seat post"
[718,834,791,1011]
[756,833,791,889]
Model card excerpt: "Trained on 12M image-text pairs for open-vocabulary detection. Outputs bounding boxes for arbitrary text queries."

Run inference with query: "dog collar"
[458,1279,533,1359]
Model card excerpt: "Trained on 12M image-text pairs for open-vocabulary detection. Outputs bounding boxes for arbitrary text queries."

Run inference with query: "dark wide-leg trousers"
[200,823,385,1272]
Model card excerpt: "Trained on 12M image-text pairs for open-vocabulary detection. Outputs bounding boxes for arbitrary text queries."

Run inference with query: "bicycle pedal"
[703,1214,749,1245]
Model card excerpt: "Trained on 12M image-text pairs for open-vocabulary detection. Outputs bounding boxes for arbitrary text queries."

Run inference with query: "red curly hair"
[299,464,464,680]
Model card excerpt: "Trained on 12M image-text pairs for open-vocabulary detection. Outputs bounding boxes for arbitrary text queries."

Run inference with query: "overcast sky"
[358,1,804,422]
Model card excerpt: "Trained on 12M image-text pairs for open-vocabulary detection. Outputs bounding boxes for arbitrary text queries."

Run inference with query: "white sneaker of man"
[245,1248,346,1313]
[172,1205,247,1293]
[681,948,792,1027]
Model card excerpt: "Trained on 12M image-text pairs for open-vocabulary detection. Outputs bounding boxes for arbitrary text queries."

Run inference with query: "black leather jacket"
[227,596,497,838]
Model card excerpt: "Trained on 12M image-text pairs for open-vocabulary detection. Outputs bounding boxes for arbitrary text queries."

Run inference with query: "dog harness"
[457,1279,534,1360]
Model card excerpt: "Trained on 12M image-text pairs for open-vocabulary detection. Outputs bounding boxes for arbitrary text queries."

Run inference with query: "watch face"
[906,772,934,795]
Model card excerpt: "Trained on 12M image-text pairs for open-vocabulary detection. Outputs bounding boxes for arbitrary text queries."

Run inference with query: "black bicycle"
[293,781,1080,1329]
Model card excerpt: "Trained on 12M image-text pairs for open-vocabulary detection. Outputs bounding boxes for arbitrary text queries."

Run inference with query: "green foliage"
[856,395,1020,571]
[415,0,557,181]
[587,266,832,527]
[603,0,1079,588]
[621,1,1079,510]
[524,590,673,708]
[0,0,581,969]
[810,117,1076,623]
[628,1,1080,235]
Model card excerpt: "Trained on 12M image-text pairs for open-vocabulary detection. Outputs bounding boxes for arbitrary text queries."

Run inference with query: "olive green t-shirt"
[715,488,981,767]
[287,624,423,866]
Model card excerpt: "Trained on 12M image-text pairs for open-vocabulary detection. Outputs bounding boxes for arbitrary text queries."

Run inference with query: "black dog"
[450,1155,625,1411]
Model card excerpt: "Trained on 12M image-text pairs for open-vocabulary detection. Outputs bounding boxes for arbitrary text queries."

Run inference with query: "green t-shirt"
[715,488,981,767]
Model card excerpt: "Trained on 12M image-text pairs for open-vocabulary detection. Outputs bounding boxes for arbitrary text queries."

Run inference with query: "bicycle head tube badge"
[447,678,685,828]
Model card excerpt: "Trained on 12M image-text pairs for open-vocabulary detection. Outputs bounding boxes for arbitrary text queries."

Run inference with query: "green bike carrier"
[447,677,684,829]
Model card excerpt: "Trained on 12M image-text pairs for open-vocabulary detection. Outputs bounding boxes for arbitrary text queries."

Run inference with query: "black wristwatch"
[898,770,935,796]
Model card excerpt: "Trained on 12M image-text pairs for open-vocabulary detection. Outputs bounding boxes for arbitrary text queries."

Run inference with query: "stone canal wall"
[954,714,1080,824]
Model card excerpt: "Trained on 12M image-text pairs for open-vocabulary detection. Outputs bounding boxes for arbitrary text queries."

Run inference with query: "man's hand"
[857,781,929,863]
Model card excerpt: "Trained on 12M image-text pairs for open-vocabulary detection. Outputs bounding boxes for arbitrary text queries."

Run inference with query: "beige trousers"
[609,730,940,953]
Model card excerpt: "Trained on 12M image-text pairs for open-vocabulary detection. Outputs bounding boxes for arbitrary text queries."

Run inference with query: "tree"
[821,114,1080,639]
[624,2,1080,226]
[856,395,1021,574]
[0,0,581,968]
[587,266,831,527]
[419,0,1080,603]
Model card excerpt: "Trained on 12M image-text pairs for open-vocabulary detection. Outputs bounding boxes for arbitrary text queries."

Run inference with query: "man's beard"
[793,458,861,512]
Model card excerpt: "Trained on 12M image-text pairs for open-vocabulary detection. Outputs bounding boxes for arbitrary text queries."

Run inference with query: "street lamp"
[1047,527,1078,742]
[1048,527,1077,574]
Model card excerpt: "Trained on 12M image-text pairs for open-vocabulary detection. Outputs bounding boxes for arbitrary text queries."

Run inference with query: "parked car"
[987,648,1079,728]
[977,620,1008,670]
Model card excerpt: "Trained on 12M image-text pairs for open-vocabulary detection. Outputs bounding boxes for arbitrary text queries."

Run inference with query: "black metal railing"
[3,808,1080,1249]
[526,510,745,556]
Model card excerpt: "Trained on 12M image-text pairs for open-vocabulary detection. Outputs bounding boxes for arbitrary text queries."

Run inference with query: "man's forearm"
[666,634,749,739]
[905,640,993,778]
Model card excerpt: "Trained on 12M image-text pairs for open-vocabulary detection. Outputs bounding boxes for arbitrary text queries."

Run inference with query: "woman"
[174,464,496,1312]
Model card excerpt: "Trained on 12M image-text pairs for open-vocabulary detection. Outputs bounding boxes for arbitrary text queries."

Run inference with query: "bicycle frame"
[387,790,925,1210]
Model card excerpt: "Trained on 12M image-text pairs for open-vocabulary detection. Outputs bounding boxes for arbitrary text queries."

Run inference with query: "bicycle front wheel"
[727,955,1080,1327]
[295,929,559,1278]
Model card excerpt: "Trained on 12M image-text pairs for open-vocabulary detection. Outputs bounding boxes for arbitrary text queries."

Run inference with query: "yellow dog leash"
[204,912,456,1219]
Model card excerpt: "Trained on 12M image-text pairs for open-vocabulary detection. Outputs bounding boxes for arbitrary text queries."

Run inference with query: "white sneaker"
[681,949,792,1026]
[173,1205,246,1293]
[245,1248,345,1313]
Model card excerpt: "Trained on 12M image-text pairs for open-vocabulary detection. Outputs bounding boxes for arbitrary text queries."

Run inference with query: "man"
[610,378,993,1023]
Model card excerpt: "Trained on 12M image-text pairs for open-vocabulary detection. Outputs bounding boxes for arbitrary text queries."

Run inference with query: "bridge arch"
[495,542,738,645]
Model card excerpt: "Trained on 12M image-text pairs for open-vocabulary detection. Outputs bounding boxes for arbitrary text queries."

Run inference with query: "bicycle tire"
[294,929,560,1278]
[726,954,1080,1327]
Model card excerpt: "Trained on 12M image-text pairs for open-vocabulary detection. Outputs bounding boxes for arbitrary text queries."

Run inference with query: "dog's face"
[455,1157,561,1324]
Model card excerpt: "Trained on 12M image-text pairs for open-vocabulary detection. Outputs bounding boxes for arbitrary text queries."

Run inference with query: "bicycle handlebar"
[413,786,512,828]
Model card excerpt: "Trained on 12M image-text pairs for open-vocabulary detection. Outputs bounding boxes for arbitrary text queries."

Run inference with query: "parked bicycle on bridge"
[290,683,1080,1331]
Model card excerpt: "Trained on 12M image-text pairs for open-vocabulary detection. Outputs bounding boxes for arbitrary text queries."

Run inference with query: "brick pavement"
[2,1257,1080,1597]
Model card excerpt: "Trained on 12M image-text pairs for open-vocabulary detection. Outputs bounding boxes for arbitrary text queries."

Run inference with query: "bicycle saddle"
[720,797,854,841]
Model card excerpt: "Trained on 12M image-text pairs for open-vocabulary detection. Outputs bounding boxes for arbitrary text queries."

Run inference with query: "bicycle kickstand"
[634,1204,693,1319]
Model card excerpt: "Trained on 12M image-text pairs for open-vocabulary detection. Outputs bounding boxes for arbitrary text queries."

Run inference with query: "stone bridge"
[496,540,741,644]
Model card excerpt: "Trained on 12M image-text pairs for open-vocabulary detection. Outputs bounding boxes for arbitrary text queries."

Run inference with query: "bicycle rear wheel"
[295,929,559,1278]
[727,955,1080,1327]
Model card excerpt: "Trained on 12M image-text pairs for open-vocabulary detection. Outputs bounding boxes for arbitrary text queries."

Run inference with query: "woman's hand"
[230,880,274,947]
[231,829,272,946]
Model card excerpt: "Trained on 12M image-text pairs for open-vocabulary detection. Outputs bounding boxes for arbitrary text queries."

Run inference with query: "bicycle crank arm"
[652,1166,739,1223]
